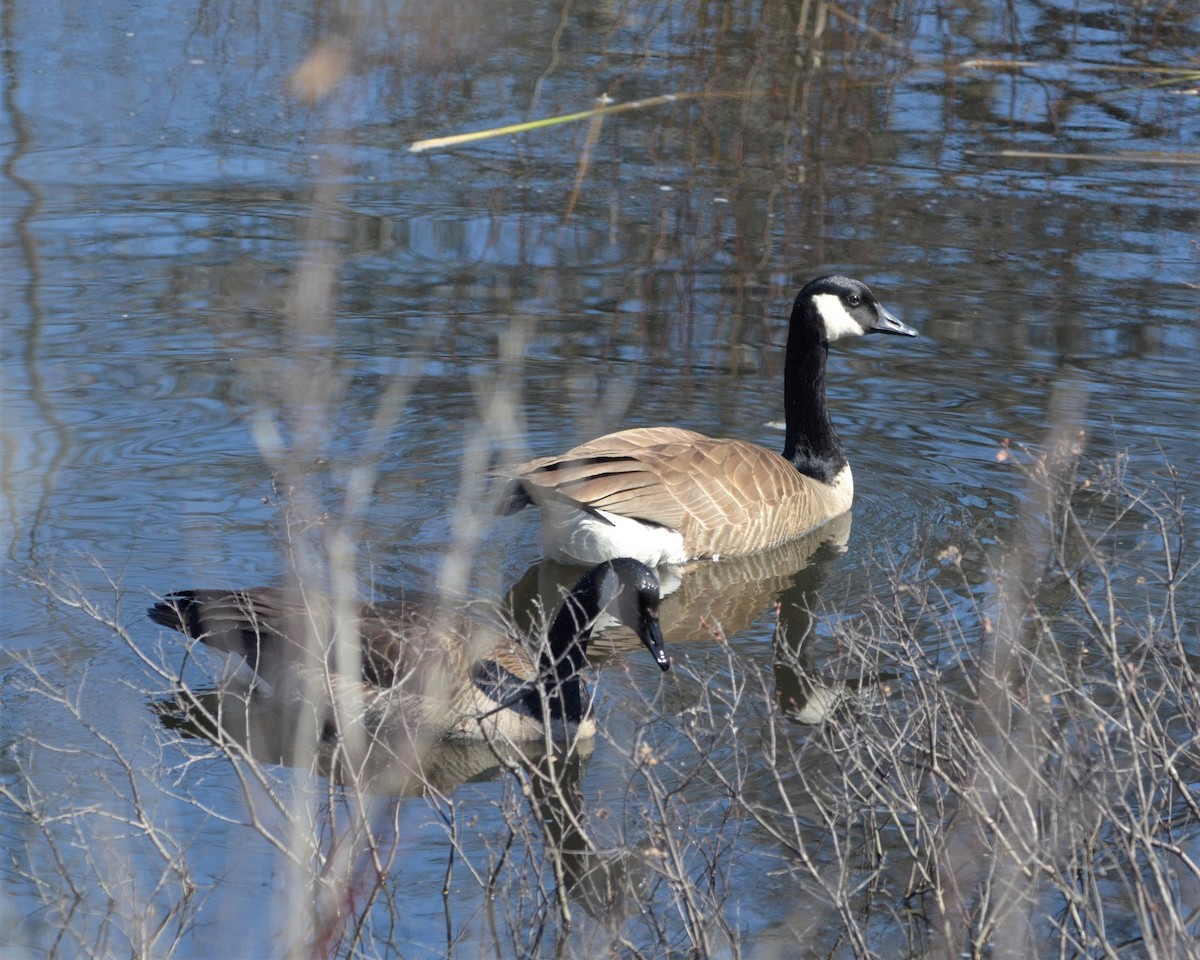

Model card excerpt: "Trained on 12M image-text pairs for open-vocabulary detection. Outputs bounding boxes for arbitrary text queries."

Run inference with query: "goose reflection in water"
[153,637,661,930]
[153,684,557,797]
[524,747,662,930]
[504,511,854,653]
[770,515,898,725]
[155,691,659,930]
[505,511,892,725]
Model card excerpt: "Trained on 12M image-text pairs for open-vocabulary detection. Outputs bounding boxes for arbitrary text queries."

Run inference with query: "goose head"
[518,558,668,730]
[595,557,670,671]
[794,275,918,345]
[545,558,670,676]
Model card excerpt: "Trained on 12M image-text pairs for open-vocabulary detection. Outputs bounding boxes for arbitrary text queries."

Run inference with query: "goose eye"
[846,293,862,307]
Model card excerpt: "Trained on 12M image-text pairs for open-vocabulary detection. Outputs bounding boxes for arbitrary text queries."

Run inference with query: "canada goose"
[148,558,670,743]
[497,275,917,565]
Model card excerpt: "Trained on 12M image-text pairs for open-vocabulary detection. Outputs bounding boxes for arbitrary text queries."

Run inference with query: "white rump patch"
[825,463,855,513]
[537,500,688,567]
[812,293,864,341]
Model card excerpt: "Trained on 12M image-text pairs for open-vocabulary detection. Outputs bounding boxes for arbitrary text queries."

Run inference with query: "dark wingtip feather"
[146,590,268,667]
[493,479,533,516]
[147,592,203,637]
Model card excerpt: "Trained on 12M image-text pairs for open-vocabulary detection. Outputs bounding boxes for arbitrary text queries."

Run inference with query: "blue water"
[3,0,1198,956]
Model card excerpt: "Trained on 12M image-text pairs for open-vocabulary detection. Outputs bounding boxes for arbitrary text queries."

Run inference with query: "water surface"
[2,0,1198,956]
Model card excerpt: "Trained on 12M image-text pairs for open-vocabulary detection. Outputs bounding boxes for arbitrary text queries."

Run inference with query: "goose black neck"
[780,330,846,484]
[522,589,600,723]
[521,674,586,724]
[542,591,598,680]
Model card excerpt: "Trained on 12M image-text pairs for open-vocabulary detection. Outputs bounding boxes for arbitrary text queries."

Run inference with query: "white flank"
[537,499,688,567]
[825,463,855,516]
[812,293,864,341]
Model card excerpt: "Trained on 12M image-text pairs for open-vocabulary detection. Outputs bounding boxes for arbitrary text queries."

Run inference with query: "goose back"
[505,427,853,563]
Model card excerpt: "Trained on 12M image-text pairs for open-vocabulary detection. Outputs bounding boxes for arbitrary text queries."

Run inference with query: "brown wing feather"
[511,428,705,532]
[509,428,849,558]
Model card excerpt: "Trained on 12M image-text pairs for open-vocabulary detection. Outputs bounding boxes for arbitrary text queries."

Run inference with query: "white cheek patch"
[813,293,864,341]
